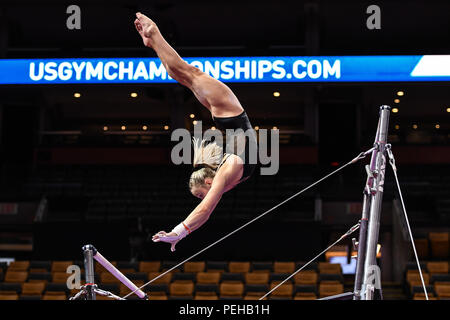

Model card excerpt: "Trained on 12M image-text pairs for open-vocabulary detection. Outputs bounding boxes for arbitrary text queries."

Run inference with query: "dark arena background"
[0,0,449,311]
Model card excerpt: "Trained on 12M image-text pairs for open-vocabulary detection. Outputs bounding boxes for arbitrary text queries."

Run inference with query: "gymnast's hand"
[134,12,160,48]
[152,231,181,252]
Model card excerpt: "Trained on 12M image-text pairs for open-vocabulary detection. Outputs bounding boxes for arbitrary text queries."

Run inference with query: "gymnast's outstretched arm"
[152,156,243,251]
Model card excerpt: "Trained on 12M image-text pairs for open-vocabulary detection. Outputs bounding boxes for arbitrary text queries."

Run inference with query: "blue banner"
[0,55,449,84]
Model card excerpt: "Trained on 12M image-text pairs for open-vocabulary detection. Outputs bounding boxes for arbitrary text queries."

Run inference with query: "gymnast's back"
[212,111,258,181]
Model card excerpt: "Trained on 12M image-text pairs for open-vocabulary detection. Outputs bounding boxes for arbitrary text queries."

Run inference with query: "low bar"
[93,250,147,299]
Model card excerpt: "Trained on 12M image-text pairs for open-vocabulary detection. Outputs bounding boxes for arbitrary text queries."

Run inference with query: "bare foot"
[134,12,160,48]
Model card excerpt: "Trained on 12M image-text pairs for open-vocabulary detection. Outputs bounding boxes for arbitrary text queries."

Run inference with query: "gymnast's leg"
[134,12,244,118]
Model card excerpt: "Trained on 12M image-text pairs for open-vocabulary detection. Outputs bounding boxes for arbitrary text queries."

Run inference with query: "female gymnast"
[134,12,257,252]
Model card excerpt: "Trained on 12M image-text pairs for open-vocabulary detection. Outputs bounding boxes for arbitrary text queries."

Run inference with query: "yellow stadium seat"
[427,262,449,275]
[139,261,161,273]
[22,282,45,295]
[184,262,206,273]
[0,294,19,300]
[273,262,295,274]
[169,282,194,296]
[229,262,250,273]
[8,261,30,272]
[294,271,318,285]
[434,282,450,299]
[429,232,449,259]
[318,262,342,274]
[4,271,28,283]
[269,282,293,298]
[319,282,344,298]
[100,272,120,284]
[196,272,220,284]
[219,283,244,298]
[245,272,269,285]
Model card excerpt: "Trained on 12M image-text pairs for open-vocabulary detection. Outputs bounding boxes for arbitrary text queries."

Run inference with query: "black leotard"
[212,111,258,181]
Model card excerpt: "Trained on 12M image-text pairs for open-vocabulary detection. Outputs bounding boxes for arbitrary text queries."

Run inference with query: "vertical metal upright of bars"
[354,105,391,300]
[71,244,144,300]
[82,244,97,300]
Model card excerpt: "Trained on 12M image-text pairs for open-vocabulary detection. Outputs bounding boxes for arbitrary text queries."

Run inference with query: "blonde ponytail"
[192,137,223,169]
[189,137,223,189]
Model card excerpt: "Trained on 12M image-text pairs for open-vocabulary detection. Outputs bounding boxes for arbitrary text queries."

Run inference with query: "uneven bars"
[92,249,147,300]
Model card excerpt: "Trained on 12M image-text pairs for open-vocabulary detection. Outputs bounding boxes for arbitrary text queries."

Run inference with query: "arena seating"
[1,164,449,301]
[403,235,450,300]
[1,253,449,300]
[0,260,340,300]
